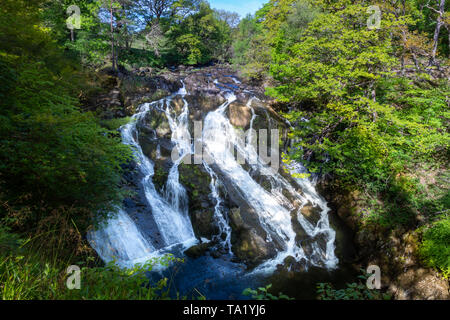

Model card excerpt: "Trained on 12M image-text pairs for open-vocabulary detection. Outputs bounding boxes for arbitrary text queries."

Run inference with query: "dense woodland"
[0,0,448,299]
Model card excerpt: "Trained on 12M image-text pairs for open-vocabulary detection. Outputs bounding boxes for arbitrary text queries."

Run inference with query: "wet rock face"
[228,102,252,129]
[178,163,219,240]
[223,180,280,267]
[123,65,302,268]
[228,205,278,267]
[185,242,214,259]
[232,228,275,268]
[122,72,183,115]
[183,71,226,121]
[300,202,322,226]
[138,107,174,193]
[185,94,225,122]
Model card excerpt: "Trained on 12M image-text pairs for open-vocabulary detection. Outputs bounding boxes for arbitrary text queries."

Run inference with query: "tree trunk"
[110,1,116,73]
[430,20,443,65]
[447,25,450,58]
[411,52,421,71]
[429,0,446,66]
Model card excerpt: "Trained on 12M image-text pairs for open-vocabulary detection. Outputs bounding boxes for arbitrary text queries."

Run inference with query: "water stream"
[88,76,343,298]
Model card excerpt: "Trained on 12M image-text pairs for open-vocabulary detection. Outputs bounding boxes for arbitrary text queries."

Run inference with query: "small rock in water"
[184,242,213,259]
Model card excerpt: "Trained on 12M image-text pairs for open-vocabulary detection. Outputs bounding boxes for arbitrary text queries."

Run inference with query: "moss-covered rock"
[178,163,218,239]
[185,242,213,259]
[228,207,278,268]
[300,202,322,226]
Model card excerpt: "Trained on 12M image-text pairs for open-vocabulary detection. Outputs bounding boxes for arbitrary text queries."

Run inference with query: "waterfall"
[123,92,196,248]
[88,84,197,268]
[164,84,191,214]
[202,84,338,273]
[87,208,156,267]
[89,76,337,273]
[202,92,304,272]
[286,161,339,269]
[203,161,232,254]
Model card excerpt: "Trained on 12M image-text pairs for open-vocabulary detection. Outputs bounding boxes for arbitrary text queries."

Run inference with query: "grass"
[0,219,183,300]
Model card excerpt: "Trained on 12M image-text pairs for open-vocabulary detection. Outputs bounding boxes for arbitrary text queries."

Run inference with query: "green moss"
[153,167,169,192]
[100,117,131,131]
[151,89,169,101]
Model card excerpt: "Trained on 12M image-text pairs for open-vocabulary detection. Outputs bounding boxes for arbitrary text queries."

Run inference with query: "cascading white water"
[164,83,191,214]
[89,76,337,273]
[122,92,196,248]
[203,162,232,254]
[88,84,197,267]
[87,208,156,267]
[202,93,304,271]
[202,85,338,273]
[286,161,339,269]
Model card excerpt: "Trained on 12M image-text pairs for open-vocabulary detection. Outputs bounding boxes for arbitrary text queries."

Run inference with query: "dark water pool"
[146,211,359,300]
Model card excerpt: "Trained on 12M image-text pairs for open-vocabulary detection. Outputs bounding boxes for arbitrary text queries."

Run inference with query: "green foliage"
[42,0,109,68]
[0,220,184,300]
[38,0,236,69]
[0,57,132,216]
[64,255,183,300]
[231,11,270,79]
[317,271,391,300]
[0,243,181,300]
[166,2,233,65]
[0,0,132,224]
[239,0,449,231]
[101,117,132,131]
[242,284,293,300]
[0,226,21,254]
[419,216,450,279]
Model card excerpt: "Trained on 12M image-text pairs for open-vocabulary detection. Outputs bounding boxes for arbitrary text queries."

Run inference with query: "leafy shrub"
[0,1,133,227]
[243,284,293,300]
[64,255,183,300]
[419,216,450,279]
[316,272,391,300]
[0,229,182,300]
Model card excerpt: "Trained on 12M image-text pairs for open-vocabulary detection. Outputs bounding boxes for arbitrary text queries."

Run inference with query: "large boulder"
[186,94,225,122]
[229,207,278,268]
[300,202,322,226]
[228,102,253,129]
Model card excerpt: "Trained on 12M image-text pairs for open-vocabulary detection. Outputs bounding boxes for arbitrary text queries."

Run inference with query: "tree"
[215,10,240,29]
[231,13,270,79]
[166,1,233,65]
[0,0,132,220]
[140,0,176,22]
[423,0,447,65]
[98,0,126,72]
[266,1,416,181]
